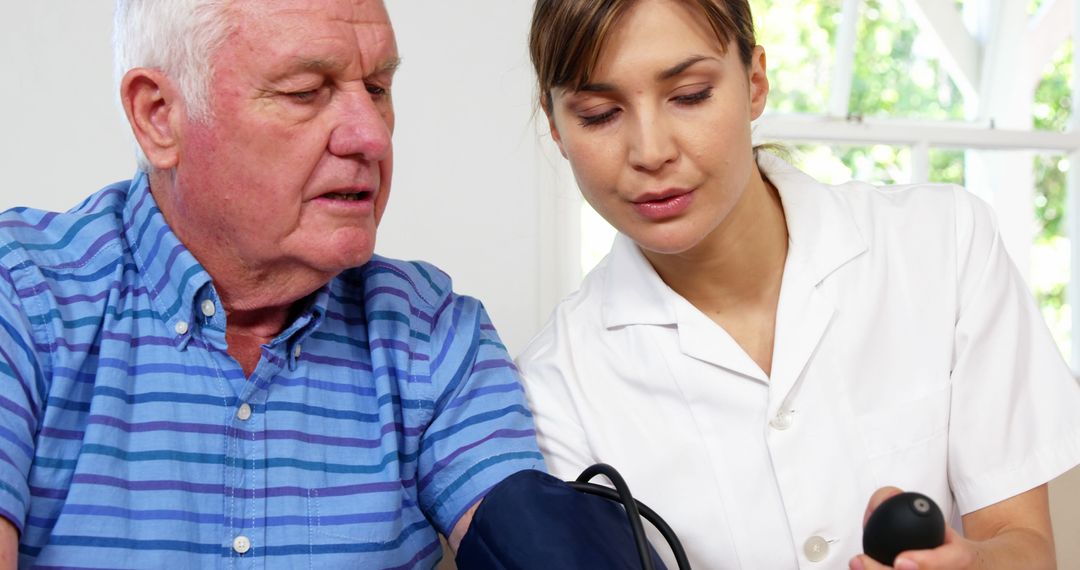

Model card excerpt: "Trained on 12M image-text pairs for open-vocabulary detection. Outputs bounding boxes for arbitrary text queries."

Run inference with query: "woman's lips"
[632,189,694,220]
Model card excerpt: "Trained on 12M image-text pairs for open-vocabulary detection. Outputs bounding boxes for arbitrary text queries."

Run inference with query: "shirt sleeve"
[417,293,545,537]
[947,188,1080,514]
[0,263,44,534]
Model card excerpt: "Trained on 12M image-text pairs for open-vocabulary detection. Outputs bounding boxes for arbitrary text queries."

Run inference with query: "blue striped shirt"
[0,173,544,569]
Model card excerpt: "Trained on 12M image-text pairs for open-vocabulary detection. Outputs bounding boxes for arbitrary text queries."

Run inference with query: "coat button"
[803,535,829,562]
[769,410,793,430]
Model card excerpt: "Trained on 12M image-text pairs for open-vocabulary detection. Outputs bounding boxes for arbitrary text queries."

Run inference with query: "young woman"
[517,0,1080,568]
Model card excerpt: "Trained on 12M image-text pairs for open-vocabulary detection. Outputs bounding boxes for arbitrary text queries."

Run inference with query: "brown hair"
[529,0,757,113]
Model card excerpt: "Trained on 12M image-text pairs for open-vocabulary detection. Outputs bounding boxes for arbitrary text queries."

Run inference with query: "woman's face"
[548,0,769,256]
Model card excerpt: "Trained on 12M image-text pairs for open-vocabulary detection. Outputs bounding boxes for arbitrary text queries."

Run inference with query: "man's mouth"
[322,191,371,201]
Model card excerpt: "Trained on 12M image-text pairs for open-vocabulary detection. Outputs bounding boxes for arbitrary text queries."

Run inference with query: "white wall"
[0,1,574,354]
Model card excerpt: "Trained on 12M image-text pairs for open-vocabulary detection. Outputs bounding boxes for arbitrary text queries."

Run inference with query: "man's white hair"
[113,0,234,171]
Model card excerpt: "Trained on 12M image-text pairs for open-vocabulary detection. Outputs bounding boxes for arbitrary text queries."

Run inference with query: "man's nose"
[628,113,678,173]
[328,90,392,161]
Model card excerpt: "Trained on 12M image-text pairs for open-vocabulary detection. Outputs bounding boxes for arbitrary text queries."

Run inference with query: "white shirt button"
[803,536,829,562]
[200,299,216,317]
[232,535,251,554]
[236,403,252,421]
[769,410,793,430]
[174,320,189,335]
[293,344,302,359]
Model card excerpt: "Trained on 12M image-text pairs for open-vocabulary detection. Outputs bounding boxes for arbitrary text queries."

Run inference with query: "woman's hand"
[849,485,1055,570]
[849,486,975,569]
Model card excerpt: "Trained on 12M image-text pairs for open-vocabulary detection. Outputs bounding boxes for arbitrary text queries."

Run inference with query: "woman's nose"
[628,113,678,173]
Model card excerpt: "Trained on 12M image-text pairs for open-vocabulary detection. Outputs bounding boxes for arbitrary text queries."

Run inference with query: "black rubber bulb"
[862,491,946,565]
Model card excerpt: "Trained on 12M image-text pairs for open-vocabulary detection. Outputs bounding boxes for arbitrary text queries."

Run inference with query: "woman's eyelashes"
[579,107,620,127]
[575,86,715,128]
[673,86,714,105]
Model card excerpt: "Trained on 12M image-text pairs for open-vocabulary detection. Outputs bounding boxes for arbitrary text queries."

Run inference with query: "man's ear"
[546,106,568,159]
[120,68,183,170]
[748,45,769,121]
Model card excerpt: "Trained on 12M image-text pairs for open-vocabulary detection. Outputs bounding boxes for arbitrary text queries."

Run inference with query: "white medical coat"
[516,153,1080,569]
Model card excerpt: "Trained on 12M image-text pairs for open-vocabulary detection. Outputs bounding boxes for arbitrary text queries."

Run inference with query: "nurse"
[517,0,1080,568]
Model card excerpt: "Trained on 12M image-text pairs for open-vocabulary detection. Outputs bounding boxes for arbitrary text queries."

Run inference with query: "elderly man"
[0,0,544,567]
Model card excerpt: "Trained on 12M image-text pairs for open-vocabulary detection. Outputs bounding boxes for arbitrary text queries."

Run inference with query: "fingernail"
[894,559,918,570]
[849,557,865,570]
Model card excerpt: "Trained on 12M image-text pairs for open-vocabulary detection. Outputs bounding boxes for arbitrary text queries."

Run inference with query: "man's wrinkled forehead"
[227,0,398,71]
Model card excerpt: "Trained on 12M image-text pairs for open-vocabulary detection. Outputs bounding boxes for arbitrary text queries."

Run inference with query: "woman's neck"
[642,165,788,375]
[644,166,788,311]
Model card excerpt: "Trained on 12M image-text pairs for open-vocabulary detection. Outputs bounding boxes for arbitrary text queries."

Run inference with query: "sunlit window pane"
[781,143,912,185]
[750,0,838,115]
[849,0,966,120]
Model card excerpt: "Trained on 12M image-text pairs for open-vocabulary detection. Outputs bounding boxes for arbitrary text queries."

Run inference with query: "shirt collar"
[121,174,331,355]
[757,151,867,286]
[122,173,212,349]
[601,152,867,329]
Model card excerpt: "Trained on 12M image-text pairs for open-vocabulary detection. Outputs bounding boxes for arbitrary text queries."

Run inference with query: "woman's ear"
[748,45,769,121]
[120,67,183,170]
[544,111,570,159]
[544,98,569,159]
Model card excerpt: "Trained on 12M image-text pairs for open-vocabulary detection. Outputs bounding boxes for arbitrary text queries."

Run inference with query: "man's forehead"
[230,0,394,35]
[225,0,398,71]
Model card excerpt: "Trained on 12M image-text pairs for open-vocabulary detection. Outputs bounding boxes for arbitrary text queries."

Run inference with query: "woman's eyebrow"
[657,55,714,80]
[576,55,716,94]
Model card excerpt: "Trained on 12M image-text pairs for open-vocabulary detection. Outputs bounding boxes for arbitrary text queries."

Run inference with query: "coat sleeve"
[947,187,1080,514]
[516,314,597,482]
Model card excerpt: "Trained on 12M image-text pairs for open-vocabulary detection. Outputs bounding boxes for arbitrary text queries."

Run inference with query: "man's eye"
[290,89,320,103]
[366,83,388,97]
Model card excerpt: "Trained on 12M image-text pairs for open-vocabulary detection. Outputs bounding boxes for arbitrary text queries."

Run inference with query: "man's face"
[168,0,398,286]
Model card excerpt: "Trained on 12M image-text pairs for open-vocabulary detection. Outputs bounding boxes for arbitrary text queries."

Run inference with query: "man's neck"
[220,293,306,378]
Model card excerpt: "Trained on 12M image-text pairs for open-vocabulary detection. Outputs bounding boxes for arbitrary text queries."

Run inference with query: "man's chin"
[315,245,377,274]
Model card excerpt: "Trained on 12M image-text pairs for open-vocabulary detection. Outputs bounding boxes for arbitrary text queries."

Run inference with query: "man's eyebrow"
[657,55,713,81]
[375,57,402,76]
[282,56,402,76]
[289,57,344,73]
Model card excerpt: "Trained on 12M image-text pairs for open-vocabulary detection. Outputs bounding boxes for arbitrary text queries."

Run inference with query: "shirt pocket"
[853,383,952,492]
[305,478,411,545]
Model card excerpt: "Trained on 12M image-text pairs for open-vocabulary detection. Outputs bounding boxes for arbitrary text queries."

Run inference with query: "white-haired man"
[0,1,544,567]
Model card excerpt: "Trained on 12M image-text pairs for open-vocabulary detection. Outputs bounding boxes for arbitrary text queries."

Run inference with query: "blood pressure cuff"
[455,469,667,569]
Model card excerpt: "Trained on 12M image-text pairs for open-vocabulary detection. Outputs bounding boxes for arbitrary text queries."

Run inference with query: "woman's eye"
[579,108,620,127]
[673,87,713,105]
